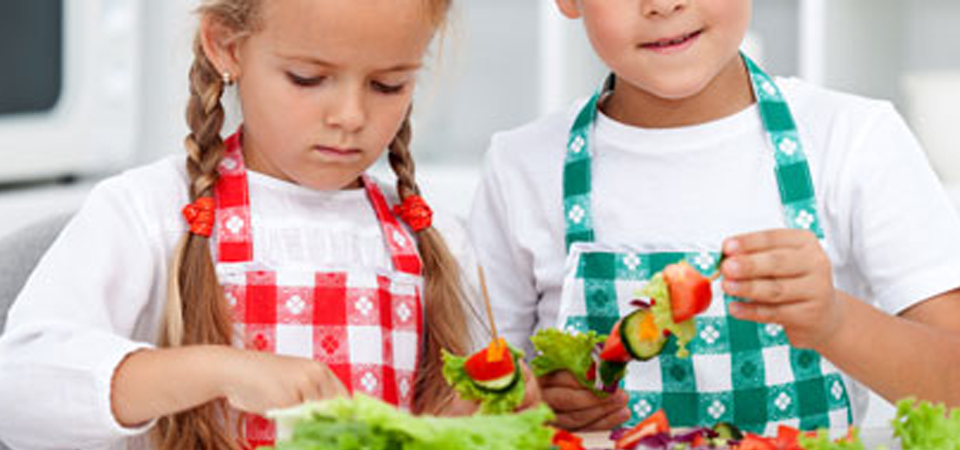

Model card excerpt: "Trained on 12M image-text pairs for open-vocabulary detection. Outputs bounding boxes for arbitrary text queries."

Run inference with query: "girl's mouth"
[313,145,362,161]
[639,29,703,54]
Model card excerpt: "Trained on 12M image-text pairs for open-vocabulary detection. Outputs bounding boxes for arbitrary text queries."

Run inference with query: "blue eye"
[287,72,325,87]
[372,81,405,94]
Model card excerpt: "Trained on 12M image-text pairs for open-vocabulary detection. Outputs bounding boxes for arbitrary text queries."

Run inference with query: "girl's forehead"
[256,0,438,66]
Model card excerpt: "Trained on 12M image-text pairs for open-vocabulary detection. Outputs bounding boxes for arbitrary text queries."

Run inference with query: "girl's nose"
[641,0,688,18]
[326,86,366,132]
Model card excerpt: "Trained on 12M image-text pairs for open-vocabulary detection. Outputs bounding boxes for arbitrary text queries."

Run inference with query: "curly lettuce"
[530,328,609,395]
[262,394,555,450]
[892,398,960,450]
[642,274,696,358]
[441,346,526,414]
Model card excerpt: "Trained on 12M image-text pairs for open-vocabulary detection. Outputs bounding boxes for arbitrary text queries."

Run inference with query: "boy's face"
[558,0,751,100]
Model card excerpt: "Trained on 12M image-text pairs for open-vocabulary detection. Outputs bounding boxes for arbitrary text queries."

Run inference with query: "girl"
[0,0,537,449]
[470,0,960,436]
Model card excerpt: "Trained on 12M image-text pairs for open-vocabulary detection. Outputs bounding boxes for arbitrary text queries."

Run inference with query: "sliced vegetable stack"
[441,266,526,414]
[530,329,625,395]
[442,338,525,414]
[625,260,714,359]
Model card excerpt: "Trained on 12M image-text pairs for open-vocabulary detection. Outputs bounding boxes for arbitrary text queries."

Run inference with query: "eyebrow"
[279,54,422,72]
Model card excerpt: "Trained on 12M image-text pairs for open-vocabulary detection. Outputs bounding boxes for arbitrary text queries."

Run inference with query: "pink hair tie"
[394,195,433,232]
[182,197,215,237]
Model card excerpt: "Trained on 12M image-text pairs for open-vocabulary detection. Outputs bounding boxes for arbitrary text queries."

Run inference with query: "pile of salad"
[592,398,960,450]
[259,394,555,450]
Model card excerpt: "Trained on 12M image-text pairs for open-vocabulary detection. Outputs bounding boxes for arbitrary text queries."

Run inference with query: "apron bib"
[556,56,852,434]
[213,132,424,448]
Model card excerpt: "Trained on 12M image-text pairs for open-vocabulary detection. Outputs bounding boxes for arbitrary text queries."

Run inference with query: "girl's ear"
[555,0,583,19]
[199,15,243,80]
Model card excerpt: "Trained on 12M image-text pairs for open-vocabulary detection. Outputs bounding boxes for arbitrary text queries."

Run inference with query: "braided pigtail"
[153,29,242,450]
[388,110,476,414]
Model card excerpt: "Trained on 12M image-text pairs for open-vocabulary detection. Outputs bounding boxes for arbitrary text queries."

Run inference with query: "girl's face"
[559,0,751,100]
[210,0,438,190]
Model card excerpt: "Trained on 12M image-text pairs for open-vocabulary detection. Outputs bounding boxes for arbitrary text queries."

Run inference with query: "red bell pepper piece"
[663,261,713,323]
[552,429,585,450]
[464,338,516,382]
[614,410,670,450]
[737,433,776,450]
[600,321,632,363]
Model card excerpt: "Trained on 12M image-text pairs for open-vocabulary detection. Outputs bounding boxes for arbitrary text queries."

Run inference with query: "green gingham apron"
[556,56,853,434]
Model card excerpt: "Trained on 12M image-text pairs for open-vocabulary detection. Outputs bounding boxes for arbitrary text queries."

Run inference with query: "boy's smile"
[557,0,754,128]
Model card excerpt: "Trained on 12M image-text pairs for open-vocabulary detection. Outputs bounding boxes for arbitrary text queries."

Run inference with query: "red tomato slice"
[663,261,713,323]
[737,433,776,450]
[464,339,516,382]
[600,321,632,363]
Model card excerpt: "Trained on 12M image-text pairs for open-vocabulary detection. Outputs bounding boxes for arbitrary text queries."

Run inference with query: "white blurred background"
[1,0,959,427]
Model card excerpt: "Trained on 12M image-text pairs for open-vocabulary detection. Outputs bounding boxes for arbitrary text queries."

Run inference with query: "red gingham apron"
[213,132,424,448]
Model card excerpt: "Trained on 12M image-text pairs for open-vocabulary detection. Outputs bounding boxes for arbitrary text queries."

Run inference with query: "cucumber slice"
[712,422,744,441]
[620,309,668,361]
[471,362,521,393]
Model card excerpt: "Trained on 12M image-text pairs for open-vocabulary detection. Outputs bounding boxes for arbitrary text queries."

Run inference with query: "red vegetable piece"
[552,429,585,450]
[737,433,777,450]
[614,410,670,450]
[773,425,804,450]
[663,261,713,323]
[600,321,632,363]
[464,338,516,382]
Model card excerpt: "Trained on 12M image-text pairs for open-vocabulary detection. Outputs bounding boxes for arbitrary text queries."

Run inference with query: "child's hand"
[539,370,630,431]
[720,229,845,349]
[215,347,348,415]
[516,360,543,411]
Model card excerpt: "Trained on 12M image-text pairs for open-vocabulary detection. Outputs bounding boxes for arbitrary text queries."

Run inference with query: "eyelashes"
[285,72,407,94]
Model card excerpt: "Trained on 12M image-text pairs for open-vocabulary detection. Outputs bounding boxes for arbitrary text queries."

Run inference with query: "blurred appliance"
[0,0,142,183]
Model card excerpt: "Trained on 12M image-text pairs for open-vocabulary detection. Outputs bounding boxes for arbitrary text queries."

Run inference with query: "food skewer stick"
[477,265,499,343]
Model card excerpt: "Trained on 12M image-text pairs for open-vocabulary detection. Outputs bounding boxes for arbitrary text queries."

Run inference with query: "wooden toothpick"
[477,265,500,343]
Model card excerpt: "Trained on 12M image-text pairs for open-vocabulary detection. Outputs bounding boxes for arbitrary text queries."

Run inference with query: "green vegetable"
[642,274,696,358]
[892,398,960,450]
[262,395,555,450]
[620,308,668,361]
[529,328,609,396]
[797,428,865,450]
[442,346,526,414]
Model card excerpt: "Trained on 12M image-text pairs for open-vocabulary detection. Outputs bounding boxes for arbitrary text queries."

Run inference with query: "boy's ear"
[555,0,583,19]
[199,15,243,81]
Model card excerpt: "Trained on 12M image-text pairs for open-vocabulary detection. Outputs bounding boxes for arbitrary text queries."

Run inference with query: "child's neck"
[602,56,754,129]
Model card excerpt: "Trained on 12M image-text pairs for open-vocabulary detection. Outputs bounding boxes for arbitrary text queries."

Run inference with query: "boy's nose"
[641,0,688,17]
[326,87,367,132]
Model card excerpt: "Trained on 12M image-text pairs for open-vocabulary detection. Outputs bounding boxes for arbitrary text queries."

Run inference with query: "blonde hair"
[155,0,463,448]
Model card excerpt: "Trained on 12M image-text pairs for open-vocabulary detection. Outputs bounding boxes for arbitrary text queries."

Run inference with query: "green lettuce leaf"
[892,398,960,449]
[796,428,865,450]
[642,273,696,358]
[529,328,608,395]
[441,346,526,414]
[262,395,555,450]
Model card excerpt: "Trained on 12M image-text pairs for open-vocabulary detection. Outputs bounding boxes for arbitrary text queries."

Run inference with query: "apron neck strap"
[211,130,423,276]
[562,53,824,251]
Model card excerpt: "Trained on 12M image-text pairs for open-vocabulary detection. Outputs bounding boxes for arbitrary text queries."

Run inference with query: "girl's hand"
[214,347,348,415]
[720,229,846,349]
[539,370,630,431]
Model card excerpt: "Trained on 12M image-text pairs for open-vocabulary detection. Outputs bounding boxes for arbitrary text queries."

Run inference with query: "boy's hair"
[155,1,463,448]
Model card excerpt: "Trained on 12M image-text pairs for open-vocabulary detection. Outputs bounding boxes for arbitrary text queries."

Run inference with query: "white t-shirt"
[469,77,960,423]
[0,156,482,450]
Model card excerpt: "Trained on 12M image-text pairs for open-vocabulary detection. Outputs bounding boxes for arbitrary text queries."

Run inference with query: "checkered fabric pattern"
[558,250,852,435]
[215,133,424,448]
[557,54,851,435]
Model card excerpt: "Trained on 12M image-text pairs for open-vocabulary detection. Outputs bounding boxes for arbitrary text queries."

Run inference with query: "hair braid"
[388,109,474,414]
[153,34,241,450]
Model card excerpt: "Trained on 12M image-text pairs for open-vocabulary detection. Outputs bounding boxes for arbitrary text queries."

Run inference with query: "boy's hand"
[539,370,630,431]
[720,229,846,349]
[517,361,543,411]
